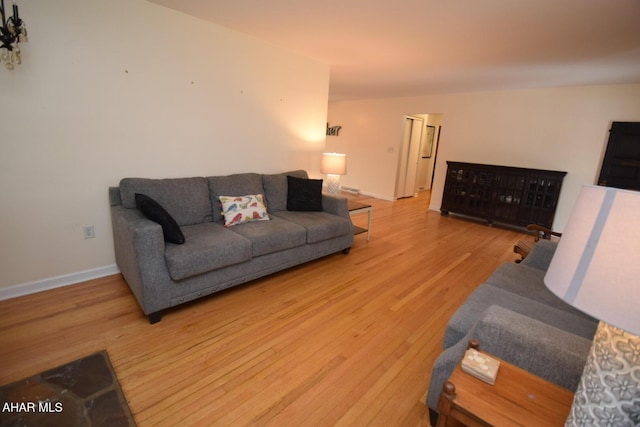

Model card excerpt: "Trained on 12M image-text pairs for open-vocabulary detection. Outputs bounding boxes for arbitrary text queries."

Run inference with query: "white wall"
[328,84,640,229]
[325,99,409,200]
[0,0,329,294]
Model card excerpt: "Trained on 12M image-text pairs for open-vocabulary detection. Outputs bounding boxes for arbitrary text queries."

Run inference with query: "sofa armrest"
[321,194,350,218]
[426,305,592,412]
[109,186,122,206]
[472,306,592,388]
[426,334,470,413]
[111,205,170,315]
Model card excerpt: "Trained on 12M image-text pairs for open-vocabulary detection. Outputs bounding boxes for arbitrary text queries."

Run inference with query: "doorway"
[395,114,443,199]
[396,115,424,198]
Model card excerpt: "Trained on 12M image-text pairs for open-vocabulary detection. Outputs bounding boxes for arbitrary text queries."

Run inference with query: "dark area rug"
[0,350,136,427]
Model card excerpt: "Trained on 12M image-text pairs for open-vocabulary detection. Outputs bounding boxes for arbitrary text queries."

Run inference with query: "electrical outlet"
[83,225,95,239]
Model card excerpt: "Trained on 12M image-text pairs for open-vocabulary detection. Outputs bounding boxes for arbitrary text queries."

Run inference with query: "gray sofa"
[426,239,598,424]
[109,170,354,323]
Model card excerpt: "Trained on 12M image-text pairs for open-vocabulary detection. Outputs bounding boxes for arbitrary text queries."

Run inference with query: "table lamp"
[321,152,347,195]
[544,185,640,426]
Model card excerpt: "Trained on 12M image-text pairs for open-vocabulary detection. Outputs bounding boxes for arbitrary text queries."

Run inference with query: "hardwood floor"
[0,193,526,426]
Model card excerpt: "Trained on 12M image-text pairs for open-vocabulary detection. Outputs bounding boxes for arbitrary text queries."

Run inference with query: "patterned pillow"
[219,194,270,227]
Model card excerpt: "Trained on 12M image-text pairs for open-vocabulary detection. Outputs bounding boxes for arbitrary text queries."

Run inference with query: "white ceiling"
[146,0,640,101]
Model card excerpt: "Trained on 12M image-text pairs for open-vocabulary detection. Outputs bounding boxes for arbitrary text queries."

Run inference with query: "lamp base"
[566,321,640,426]
[326,174,341,195]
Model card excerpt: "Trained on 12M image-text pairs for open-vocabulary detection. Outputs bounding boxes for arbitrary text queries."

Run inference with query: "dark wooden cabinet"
[441,162,566,229]
[597,122,640,191]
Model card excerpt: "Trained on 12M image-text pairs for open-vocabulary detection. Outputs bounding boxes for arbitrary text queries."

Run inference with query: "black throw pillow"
[135,193,186,244]
[286,175,323,211]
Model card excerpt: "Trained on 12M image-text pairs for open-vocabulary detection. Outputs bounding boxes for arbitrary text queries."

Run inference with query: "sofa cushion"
[228,216,306,257]
[207,173,265,223]
[262,170,308,212]
[485,262,593,319]
[272,211,352,244]
[520,239,558,271]
[219,194,270,227]
[444,283,597,349]
[286,176,323,211]
[164,222,252,281]
[135,193,185,244]
[120,177,212,226]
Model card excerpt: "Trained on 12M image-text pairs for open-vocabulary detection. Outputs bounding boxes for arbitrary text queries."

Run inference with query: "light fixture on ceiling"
[544,185,640,425]
[0,0,27,70]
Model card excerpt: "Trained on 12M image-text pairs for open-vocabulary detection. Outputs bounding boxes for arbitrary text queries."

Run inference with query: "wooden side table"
[436,342,574,427]
[514,224,562,263]
[513,239,534,263]
[348,200,372,241]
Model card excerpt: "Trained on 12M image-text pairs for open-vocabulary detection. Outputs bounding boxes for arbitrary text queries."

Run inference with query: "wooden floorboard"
[0,193,526,426]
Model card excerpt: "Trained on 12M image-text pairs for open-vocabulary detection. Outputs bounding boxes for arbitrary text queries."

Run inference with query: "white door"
[396,116,423,198]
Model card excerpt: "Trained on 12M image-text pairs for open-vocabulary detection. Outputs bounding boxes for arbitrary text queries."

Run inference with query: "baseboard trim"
[0,265,120,301]
[360,191,395,201]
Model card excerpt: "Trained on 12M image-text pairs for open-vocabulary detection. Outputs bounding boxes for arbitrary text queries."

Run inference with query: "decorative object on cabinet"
[440,162,566,229]
[0,0,27,70]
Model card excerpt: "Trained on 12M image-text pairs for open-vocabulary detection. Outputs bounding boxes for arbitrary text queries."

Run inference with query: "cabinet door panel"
[492,173,526,224]
[598,122,640,190]
[465,171,494,216]
[441,166,470,213]
[518,176,564,227]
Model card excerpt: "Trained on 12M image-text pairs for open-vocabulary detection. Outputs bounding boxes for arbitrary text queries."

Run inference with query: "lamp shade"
[321,153,347,175]
[544,185,640,335]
